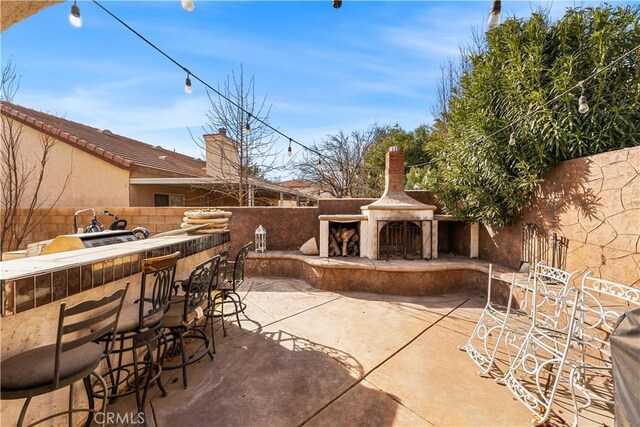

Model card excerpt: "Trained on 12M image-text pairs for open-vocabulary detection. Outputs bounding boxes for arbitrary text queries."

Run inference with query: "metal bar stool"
[163,254,221,388]
[0,285,129,427]
[212,242,252,336]
[94,252,179,418]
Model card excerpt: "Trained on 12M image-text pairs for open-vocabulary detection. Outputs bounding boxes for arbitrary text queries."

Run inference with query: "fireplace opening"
[378,220,423,260]
[328,221,360,257]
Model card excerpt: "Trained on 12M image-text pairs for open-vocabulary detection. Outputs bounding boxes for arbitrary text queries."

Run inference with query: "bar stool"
[95,252,179,417]
[213,242,252,336]
[0,285,129,427]
[164,254,221,388]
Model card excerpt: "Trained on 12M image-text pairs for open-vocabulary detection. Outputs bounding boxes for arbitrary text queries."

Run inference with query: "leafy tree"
[419,5,639,227]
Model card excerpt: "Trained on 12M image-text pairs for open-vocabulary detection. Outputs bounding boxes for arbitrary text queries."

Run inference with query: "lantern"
[255,225,267,253]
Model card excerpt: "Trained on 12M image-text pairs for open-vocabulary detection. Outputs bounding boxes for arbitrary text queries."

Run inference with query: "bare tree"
[1,59,70,252]
[193,65,284,206]
[297,127,377,198]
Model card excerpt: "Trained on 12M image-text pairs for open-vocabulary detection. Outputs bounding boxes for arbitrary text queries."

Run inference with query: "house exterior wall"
[128,184,234,207]
[2,121,130,208]
[128,185,285,207]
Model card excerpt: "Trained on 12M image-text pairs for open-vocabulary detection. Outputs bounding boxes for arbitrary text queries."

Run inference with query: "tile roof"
[1,101,207,177]
[278,179,316,189]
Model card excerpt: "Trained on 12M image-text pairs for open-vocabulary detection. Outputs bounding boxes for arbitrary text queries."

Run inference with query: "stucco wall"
[1,195,455,255]
[480,146,640,287]
[3,121,130,207]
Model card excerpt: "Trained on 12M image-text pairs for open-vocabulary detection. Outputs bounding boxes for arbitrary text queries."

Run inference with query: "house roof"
[279,179,316,189]
[1,102,316,200]
[1,101,207,177]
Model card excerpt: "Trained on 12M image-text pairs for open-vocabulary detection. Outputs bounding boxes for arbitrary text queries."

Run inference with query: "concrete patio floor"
[111,277,614,427]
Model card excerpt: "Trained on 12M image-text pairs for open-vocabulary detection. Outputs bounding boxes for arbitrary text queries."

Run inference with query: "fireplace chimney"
[362,146,436,210]
[384,146,405,195]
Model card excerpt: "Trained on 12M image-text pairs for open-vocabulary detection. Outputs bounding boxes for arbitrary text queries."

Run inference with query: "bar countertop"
[0,234,209,281]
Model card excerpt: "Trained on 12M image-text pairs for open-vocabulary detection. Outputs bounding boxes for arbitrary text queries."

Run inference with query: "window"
[154,193,185,207]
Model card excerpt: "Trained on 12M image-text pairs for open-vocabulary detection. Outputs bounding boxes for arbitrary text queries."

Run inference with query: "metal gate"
[521,223,568,270]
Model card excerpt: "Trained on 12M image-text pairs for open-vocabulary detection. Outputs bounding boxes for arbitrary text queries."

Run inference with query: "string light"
[401,41,640,169]
[69,1,82,28]
[333,0,342,9]
[92,0,326,161]
[181,0,195,12]
[288,139,293,156]
[578,81,589,114]
[487,0,501,30]
[184,72,192,94]
[245,114,251,133]
[318,157,322,166]
[508,130,516,146]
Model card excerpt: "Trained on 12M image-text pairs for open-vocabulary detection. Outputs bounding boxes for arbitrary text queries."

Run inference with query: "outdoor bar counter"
[0,231,230,425]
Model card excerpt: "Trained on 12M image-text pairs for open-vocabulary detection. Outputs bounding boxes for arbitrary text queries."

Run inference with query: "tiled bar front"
[1,232,230,316]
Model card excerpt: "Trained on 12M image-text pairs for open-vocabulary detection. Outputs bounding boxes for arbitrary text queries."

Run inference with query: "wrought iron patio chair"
[461,262,578,376]
[213,242,252,336]
[164,254,221,388]
[567,273,640,427]
[0,284,129,427]
[95,252,179,417]
[500,282,582,426]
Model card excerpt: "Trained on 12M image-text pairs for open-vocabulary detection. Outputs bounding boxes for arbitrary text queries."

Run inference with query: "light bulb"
[182,0,195,12]
[318,158,322,166]
[487,0,501,29]
[184,76,192,94]
[578,95,589,114]
[509,131,516,146]
[245,122,251,133]
[69,2,82,28]
[333,0,342,8]
[287,140,293,156]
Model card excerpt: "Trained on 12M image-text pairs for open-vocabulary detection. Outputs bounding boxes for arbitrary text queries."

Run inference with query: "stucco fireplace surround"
[319,147,438,260]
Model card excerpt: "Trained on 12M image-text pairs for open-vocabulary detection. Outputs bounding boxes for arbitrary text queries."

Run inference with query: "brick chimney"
[363,146,435,210]
[384,146,405,195]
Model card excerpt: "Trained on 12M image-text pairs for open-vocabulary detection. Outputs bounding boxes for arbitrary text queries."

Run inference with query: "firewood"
[329,234,341,257]
[331,227,342,243]
[340,229,356,256]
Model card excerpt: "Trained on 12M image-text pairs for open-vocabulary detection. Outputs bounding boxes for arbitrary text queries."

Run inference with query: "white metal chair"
[501,284,582,426]
[461,262,578,376]
[568,273,640,426]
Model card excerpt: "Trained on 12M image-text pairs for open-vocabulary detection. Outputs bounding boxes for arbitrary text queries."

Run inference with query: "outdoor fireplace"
[319,146,437,260]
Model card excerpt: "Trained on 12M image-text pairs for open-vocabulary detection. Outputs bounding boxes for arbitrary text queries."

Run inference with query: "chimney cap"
[389,146,401,152]
[218,127,227,136]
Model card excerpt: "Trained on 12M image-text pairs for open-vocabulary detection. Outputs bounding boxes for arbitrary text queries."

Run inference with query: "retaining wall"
[479,146,640,287]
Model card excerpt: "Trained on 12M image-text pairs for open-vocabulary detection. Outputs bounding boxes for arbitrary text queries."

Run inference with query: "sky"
[2,0,637,180]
